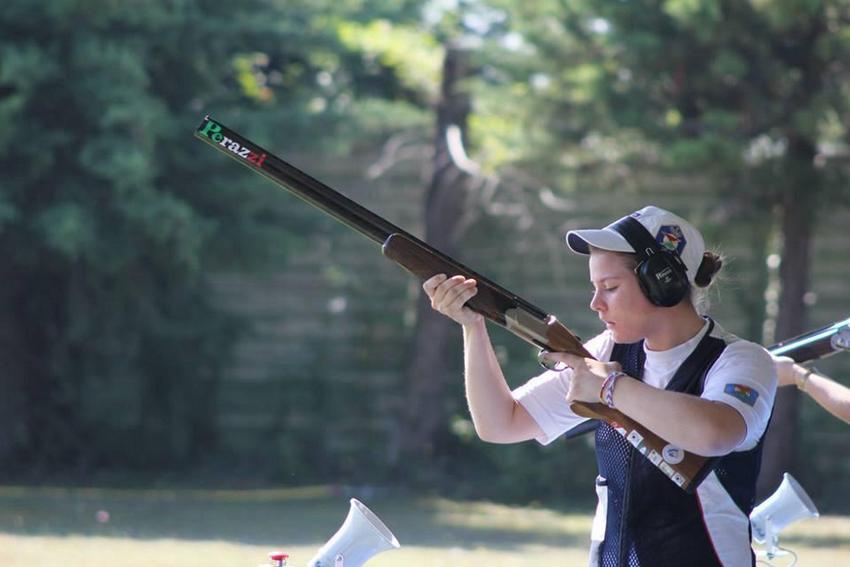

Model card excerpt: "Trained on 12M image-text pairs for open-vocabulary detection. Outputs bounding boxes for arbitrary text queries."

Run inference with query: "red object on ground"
[268,551,290,565]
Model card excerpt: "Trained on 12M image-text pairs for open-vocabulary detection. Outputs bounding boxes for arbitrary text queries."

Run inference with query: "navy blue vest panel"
[594,321,763,567]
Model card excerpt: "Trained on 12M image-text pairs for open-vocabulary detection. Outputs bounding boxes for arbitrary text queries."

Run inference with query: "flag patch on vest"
[724,383,759,407]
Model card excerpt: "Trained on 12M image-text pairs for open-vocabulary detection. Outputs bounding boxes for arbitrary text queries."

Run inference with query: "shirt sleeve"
[701,340,777,451]
[512,331,614,445]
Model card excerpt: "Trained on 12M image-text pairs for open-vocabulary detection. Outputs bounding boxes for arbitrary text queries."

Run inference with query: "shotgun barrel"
[768,317,850,362]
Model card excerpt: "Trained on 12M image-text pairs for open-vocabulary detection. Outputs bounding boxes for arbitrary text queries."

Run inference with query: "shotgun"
[195,115,726,492]
[768,317,850,362]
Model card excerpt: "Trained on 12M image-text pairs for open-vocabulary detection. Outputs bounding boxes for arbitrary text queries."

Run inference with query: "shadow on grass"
[778,533,850,549]
[0,486,591,551]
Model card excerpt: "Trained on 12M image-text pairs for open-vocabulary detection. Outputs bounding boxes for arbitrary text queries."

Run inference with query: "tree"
[0,0,428,474]
[389,42,477,466]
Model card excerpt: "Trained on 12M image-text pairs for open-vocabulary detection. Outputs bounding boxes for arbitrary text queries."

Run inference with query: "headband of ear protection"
[610,216,690,307]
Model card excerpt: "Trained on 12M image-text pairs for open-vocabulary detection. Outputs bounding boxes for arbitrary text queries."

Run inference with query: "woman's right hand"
[422,274,484,328]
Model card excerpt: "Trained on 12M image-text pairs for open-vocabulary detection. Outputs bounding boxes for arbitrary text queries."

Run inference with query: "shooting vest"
[594,320,764,567]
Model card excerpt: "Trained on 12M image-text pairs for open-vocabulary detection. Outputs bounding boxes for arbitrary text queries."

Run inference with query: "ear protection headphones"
[610,216,690,307]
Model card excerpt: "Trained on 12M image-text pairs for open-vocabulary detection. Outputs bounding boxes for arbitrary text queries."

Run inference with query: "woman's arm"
[543,352,748,457]
[424,275,544,443]
[594,376,746,456]
[775,356,850,424]
[462,317,546,443]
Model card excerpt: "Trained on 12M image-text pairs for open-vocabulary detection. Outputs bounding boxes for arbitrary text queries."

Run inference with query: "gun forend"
[382,233,589,358]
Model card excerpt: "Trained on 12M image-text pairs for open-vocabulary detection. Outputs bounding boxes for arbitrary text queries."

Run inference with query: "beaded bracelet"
[599,371,626,408]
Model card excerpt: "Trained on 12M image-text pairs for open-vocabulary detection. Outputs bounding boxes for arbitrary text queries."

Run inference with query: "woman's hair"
[694,251,723,288]
[691,251,724,314]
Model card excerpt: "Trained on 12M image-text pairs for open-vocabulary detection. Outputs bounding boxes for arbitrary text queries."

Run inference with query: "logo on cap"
[656,225,686,255]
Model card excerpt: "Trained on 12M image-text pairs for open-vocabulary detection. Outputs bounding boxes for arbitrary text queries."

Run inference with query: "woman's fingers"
[540,352,591,371]
[430,276,474,308]
[422,273,448,296]
[442,277,477,307]
[422,274,480,325]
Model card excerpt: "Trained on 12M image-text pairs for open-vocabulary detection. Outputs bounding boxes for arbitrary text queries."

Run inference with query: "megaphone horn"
[750,472,819,546]
[307,498,400,567]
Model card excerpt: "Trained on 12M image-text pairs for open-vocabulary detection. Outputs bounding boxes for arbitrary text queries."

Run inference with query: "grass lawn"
[0,485,848,566]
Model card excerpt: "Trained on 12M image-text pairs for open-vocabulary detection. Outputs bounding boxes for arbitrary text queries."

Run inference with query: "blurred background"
[1,0,850,564]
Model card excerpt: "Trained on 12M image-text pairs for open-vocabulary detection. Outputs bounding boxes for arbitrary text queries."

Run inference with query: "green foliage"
[483,0,849,190]
[0,0,431,475]
[338,20,444,101]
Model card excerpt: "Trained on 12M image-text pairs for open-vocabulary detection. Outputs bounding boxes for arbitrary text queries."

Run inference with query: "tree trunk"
[0,270,28,469]
[756,136,816,499]
[389,43,473,466]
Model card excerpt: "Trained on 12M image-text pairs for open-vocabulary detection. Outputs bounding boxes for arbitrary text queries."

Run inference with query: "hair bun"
[694,251,723,288]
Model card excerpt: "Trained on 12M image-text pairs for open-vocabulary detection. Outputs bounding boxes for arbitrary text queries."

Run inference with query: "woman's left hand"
[540,352,623,404]
[771,354,799,388]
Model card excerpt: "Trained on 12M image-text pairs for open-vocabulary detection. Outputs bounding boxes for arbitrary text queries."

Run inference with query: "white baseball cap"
[566,205,705,283]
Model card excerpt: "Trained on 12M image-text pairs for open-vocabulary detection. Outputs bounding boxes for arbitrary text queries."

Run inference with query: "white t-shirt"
[512,319,776,451]
[512,319,777,566]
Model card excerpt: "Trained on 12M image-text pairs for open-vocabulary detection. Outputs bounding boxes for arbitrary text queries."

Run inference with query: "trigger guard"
[537,350,568,372]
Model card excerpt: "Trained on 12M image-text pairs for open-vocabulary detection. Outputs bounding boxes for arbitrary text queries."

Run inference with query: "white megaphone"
[750,473,819,559]
[307,498,400,567]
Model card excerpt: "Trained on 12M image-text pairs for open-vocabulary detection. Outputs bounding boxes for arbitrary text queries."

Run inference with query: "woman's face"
[588,249,655,343]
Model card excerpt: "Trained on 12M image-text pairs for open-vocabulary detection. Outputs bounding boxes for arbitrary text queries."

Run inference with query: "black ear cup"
[610,216,689,307]
[635,253,689,307]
